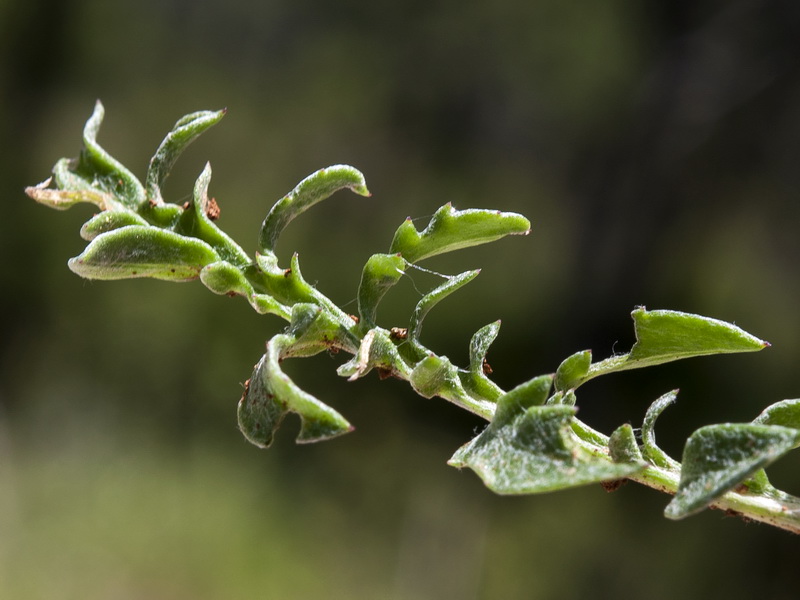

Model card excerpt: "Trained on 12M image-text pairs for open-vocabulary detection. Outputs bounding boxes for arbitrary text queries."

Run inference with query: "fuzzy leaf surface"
[258,165,370,253]
[450,391,643,494]
[146,108,226,203]
[68,225,220,281]
[665,424,800,519]
[238,333,353,448]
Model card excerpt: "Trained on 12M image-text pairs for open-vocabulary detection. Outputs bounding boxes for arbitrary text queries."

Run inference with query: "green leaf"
[640,391,681,469]
[574,308,769,388]
[629,308,769,363]
[76,101,147,209]
[80,210,151,240]
[408,269,480,347]
[25,157,133,215]
[145,108,226,203]
[492,375,553,427]
[461,321,504,403]
[410,354,470,403]
[356,253,407,328]
[753,399,800,431]
[237,333,353,448]
[174,163,251,266]
[389,203,531,263]
[337,327,412,381]
[609,424,645,464]
[68,225,220,281]
[664,424,800,519]
[449,404,644,494]
[258,165,370,253]
[554,350,592,392]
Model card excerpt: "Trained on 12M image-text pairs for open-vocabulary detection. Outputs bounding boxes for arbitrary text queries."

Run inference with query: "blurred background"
[2,0,800,597]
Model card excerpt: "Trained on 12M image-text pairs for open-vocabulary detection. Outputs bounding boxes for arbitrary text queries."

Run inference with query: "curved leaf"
[77,101,146,208]
[68,225,220,281]
[408,269,480,346]
[665,424,800,519]
[609,424,645,464]
[356,253,406,328]
[145,108,226,203]
[753,399,800,431]
[80,210,151,240]
[389,203,530,263]
[641,391,681,469]
[175,163,251,266]
[461,321,504,402]
[258,165,370,253]
[554,350,592,392]
[238,333,353,448]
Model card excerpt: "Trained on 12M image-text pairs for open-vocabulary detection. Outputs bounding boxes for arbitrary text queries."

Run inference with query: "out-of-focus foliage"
[3,0,800,598]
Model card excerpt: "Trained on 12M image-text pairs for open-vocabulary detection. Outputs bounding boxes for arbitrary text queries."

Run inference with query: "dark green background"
[2,0,799,597]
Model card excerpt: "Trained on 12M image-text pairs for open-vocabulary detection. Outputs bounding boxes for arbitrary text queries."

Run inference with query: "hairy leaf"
[337,327,412,381]
[68,225,220,281]
[641,391,681,469]
[258,165,370,253]
[146,108,226,203]
[753,399,800,431]
[461,321,504,402]
[238,334,353,448]
[356,254,407,328]
[609,424,645,464]
[554,350,592,392]
[665,424,800,519]
[408,269,480,345]
[77,101,147,208]
[174,163,251,266]
[449,403,644,494]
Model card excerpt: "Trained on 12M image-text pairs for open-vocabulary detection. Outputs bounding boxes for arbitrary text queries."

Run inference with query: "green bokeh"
[2,0,800,597]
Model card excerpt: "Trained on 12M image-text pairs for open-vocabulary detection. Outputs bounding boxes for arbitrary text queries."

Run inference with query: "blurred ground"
[2,0,800,598]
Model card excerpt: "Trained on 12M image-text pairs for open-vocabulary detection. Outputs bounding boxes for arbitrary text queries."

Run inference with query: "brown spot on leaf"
[600,479,627,493]
[482,359,493,375]
[206,197,221,220]
[390,327,408,340]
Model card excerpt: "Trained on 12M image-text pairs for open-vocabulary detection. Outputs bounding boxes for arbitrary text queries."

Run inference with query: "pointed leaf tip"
[665,423,800,519]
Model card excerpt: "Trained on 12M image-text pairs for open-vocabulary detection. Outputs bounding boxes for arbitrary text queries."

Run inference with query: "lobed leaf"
[258,165,370,253]
[449,402,644,494]
[238,333,353,448]
[665,424,800,519]
[389,203,530,263]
